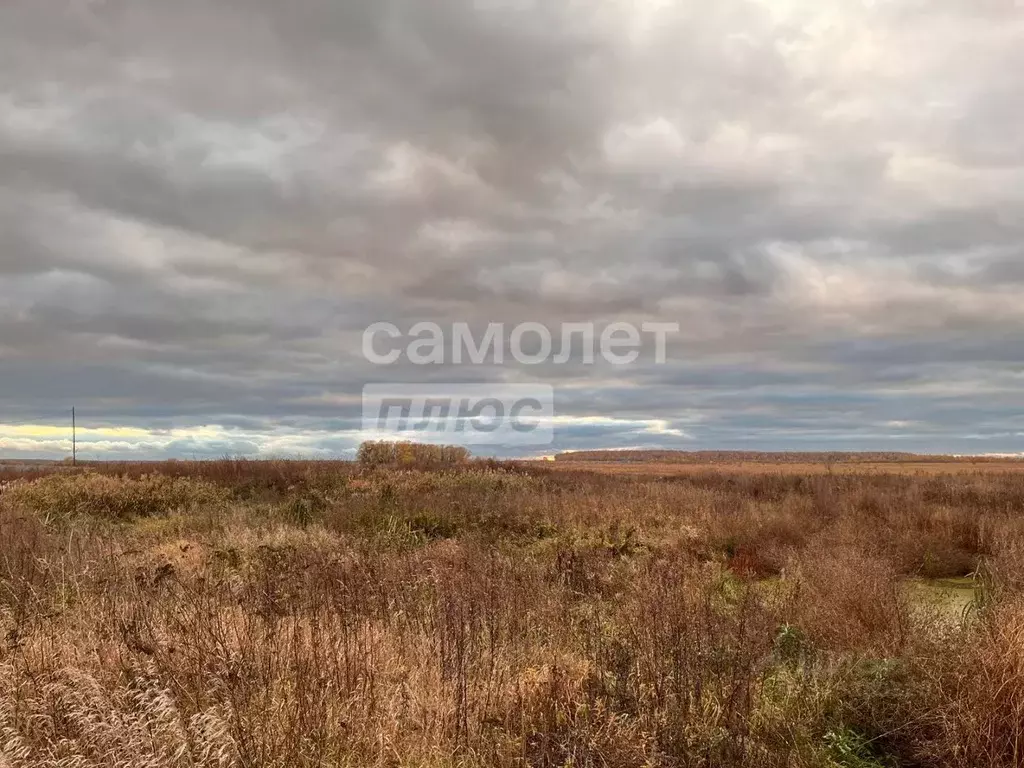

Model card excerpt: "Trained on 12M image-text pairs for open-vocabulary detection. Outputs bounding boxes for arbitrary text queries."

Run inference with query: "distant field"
[554,458,1024,475]
[0,459,59,470]
[550,449,1024,476]
[555,448,1024,463]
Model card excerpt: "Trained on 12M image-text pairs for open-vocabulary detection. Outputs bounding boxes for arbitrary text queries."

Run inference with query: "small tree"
[357,441,470,468]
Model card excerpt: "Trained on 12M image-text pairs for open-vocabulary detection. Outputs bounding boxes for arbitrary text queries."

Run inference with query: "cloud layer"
[2,0,1024,458]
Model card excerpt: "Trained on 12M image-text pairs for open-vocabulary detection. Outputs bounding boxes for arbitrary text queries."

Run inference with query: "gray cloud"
[1,0,1023,458]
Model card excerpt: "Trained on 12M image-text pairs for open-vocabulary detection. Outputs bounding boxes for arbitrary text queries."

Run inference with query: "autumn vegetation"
[2,448,1024,766]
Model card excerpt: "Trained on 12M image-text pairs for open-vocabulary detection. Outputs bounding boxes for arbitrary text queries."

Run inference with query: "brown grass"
[1,458,1024,766]
[553,459,1024,476]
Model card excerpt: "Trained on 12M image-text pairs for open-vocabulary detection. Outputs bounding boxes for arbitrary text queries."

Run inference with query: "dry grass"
[1,459,1024,766]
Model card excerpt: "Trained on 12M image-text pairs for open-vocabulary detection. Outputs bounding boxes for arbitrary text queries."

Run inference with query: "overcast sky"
[2,0,1024,459]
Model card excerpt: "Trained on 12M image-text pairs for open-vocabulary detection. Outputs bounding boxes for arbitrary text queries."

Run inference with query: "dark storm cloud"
[1,0,1024,457]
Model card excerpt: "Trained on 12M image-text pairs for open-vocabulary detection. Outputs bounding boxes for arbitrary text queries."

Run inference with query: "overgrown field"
[2,458,1024,767]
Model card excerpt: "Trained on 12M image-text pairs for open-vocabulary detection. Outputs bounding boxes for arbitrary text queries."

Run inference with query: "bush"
[916,598,1024,767]
[0,503,54,622]
[6,472,229,520]
[357,440,471,469]
[788,546,909,655]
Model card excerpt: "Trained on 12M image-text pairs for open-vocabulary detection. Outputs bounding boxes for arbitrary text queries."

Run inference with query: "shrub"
[6,472,229,520]
[788,546,909,655]
[357,440,471,469]
[0,503,54,623]
[916,598,1024,767]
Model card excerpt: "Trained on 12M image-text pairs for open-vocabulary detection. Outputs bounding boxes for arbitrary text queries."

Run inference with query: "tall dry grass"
[1,462,1024,765]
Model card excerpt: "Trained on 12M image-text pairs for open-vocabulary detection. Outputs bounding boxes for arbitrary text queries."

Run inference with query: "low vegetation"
[2,451,1024,766]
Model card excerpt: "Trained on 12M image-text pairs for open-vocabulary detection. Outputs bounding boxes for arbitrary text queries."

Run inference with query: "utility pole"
[72,407,76,466]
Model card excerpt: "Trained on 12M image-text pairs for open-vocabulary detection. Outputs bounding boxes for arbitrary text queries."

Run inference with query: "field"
[2,455,1024,766]
[553,460,1024,477]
